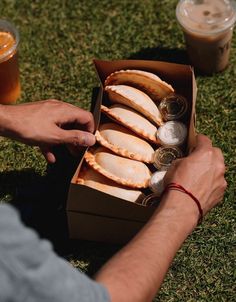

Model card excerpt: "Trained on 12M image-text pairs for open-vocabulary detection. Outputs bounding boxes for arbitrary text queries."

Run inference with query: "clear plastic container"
[176,0,236,74]
[159,94,188,121]
[153,146,183,170]
[0,19,20,104]
[157,121,187,147]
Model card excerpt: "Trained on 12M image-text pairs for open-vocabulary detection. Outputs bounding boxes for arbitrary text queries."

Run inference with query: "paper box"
[66,59,197,244]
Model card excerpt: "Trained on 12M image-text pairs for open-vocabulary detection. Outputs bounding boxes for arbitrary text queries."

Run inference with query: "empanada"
[84,146,152,188]
[105,69,174,103]
[101,104,159,144]
[95,123,154,163]
[105,85,163,126]
[77,166,145,203]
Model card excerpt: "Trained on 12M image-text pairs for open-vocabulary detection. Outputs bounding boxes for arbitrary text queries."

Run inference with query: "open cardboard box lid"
[66,59,197,241]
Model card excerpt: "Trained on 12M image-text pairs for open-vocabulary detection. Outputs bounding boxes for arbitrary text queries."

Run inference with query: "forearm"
[0,104,10,137]
[95,191,199,302]
[0,104,20,140]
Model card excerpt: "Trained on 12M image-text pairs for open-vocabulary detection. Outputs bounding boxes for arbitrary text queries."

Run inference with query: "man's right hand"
[164,134,227,216]
[0,100,96,163]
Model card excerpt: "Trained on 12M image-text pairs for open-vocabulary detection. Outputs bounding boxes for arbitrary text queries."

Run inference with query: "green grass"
[0,0,235,301]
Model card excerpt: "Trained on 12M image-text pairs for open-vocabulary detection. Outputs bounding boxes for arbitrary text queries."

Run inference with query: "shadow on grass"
[1,146,79,247]
[0,88,120,275]
[129,46,217,77]
[1,145,118,275]
[129,46,190,65]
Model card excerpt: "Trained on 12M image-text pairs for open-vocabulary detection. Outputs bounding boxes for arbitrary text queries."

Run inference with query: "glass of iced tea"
[0,19,20,104]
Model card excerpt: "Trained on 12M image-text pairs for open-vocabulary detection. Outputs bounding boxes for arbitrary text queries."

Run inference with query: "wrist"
[154,190,199,232]
[0,104,18,139]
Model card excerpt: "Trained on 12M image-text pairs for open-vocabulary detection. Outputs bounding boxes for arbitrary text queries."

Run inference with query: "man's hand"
[0,99,96,163]
[164,134,227,216]
[95,135,227,302]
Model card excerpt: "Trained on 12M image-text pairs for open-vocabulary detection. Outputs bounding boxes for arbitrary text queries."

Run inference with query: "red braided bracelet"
[161,182,203,224]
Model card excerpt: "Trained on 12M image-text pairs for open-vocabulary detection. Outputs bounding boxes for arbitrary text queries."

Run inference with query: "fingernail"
[82,133,96,146]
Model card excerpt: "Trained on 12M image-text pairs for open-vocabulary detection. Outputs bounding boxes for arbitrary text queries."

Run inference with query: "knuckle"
[86,111,94,121]
[71,134,85,146]
[219,163,226,173]
[53,134,63,144]
[201,148,214,161]
[48,99,59,104]
[70,135,80,146]
[206,149,214,157]
[43,99,61,109]
[214,147,225,160]
[222,179,227,190]
[49,99,62,107]
[214,147,222,153]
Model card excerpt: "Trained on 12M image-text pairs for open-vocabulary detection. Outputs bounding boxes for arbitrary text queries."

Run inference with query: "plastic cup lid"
[157,121,187,146]
[141,193,160,206]
[176,0,236,35]
[0,19,19,62]
[153,146,183,169]
[159,94,188,121]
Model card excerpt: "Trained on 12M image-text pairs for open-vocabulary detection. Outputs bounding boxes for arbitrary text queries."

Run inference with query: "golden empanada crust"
[105,69,174,103]
[84,146,152,188]
[95,123,155,163]
[101,104,159,144]
[105,85,163,126]
[77,166,145,202]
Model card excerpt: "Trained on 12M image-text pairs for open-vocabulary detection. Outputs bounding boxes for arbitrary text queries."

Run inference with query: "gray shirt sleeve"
[0,204,110,302]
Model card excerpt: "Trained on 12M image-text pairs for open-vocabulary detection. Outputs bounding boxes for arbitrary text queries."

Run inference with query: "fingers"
[192,134,213,152]
[74,109,95,133]
[191,136,225,170]
[214,147,226,173]
[40,147,56,164]
[64,106,95,133]
[58,129,96,147]
[45,100,95,133]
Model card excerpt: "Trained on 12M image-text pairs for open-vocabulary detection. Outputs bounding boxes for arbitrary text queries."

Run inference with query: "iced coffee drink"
[176,0,236,74]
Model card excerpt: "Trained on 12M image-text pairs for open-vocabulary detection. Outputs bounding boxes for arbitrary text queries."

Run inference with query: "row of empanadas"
[102,70,175,144]
[79,69,176,199]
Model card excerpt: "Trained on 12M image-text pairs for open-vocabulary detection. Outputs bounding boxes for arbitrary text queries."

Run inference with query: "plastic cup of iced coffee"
[0,19,20,104]
[176,0,236,74]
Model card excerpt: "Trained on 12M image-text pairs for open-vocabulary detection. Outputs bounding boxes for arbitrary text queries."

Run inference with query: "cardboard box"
[66,59,197,244]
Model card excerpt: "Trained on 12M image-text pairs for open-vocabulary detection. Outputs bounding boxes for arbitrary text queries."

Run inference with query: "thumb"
[58,129,96,147]
[40,146,56,164]
[191,134,212,153]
